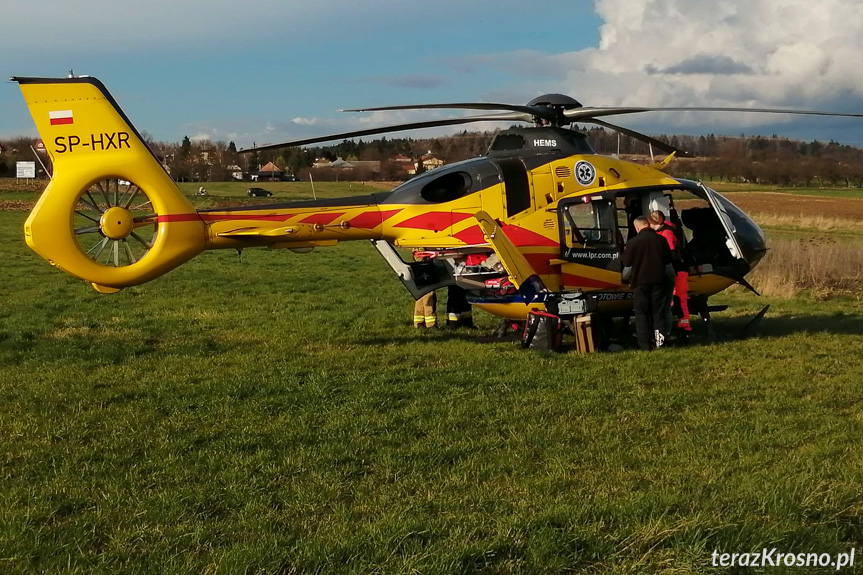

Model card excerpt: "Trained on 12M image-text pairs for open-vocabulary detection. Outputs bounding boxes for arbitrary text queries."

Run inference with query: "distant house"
[255,161,283,182]
[227,164,244,181]
[312,158,332,168]
[420,151,444,171]
[390,154,412,163]
[329,157,354,169]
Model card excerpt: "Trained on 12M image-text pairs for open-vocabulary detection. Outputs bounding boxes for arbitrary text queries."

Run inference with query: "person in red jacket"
[649,211,692,333]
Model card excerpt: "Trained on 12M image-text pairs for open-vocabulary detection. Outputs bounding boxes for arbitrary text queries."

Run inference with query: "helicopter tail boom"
[13,76,207,292]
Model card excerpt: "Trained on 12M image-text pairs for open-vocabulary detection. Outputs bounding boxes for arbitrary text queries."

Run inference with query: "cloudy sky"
[2,0,862,146]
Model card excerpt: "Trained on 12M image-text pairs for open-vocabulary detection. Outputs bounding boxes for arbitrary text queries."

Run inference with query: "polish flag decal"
[49,110,74,126]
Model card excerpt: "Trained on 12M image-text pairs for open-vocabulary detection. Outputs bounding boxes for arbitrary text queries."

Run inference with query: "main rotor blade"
[566,106,863,122]
[342,102,560,122]
[584,118,693,158]
[238,112,530,153]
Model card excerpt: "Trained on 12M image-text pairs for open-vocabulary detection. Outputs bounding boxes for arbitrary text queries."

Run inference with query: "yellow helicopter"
[13,76,863,344]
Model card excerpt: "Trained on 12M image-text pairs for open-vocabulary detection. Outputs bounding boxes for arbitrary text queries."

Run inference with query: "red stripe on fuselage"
[523,252,557,275]
[393,212,449,231]
[157,213,203,223]
[200,213,294,222]
[158,213,297,223]
[300,212,344,225]
[453,225,486,245]
[348,209,402,229]
[501,225,559,248]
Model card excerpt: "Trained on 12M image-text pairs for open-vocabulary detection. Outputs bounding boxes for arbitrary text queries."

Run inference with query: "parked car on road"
[247,187,273,197]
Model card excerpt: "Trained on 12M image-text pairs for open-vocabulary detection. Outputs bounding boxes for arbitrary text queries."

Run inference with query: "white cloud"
[291,117,322,126]
[585,0,863,106]
[457,0,863,132]
[189,132,212,143]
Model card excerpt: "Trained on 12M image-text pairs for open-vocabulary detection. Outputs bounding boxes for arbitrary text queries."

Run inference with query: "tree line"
[2,129,862,187]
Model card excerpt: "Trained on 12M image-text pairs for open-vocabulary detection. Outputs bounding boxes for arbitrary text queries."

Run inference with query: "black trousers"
[633,283,668,350]
[446,285,473,327]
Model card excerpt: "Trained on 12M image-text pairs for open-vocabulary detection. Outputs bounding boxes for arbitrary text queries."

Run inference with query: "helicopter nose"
[738,216,768,268]
[724,199,768,268]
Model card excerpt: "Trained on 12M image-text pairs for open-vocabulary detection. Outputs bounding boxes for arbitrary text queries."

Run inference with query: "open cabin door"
[698,184,745,261]
[557,197,623,290]
[370,240,456,299]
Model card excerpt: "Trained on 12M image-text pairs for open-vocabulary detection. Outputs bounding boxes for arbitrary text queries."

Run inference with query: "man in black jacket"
[621,216,673,350]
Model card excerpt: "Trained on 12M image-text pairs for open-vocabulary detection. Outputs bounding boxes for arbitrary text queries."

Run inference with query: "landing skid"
[735,305,770,340]
[690,296,769,343]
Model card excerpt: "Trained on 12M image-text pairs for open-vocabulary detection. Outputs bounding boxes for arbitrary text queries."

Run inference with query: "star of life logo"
[574,160,595,186]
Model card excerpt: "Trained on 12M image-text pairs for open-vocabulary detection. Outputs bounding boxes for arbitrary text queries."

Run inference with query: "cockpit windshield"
[702,186,768,266]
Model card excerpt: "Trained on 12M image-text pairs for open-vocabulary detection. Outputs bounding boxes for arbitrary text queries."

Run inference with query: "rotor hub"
[526,93,582,109]
[100,207,134,240]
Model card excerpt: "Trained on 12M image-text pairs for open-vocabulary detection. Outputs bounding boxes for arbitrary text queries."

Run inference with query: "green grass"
[176,181,391,201]
[0,179,389,204]
[708,182,863,199]
[1,207,863,574]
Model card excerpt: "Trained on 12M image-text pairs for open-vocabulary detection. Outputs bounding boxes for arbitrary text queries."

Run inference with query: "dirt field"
[722,191,863,220]
[0,200,35,211]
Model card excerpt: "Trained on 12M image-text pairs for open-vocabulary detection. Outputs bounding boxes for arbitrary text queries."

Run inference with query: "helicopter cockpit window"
[562,201,617,249]
[419,171,473,203]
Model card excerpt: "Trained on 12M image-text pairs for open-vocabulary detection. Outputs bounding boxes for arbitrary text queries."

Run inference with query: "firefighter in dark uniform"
[621,216,673,350]
[446,285,474,328]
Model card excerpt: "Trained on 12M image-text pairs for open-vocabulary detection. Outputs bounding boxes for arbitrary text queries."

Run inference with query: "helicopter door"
[498,158,533,220]
[558,198,622,287]
[699,184,745,260]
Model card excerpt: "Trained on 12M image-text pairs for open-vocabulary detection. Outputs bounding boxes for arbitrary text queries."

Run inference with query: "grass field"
[709,182,863,200]
[2,181,863,574]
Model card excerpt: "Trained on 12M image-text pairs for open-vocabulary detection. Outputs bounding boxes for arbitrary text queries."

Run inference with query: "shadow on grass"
[736,310,863,337]
[356,309,863,351]
[357,329,519,347]
[673,308,863,348]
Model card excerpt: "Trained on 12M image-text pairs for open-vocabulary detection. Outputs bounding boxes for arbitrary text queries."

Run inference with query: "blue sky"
[3,0,863,147]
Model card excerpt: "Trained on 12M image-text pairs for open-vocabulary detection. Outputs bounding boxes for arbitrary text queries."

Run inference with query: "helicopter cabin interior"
[557,185,744,277]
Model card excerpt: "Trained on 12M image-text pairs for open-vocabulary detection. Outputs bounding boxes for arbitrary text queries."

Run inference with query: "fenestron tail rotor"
[15,76,209,292]
[73,178,157,268]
